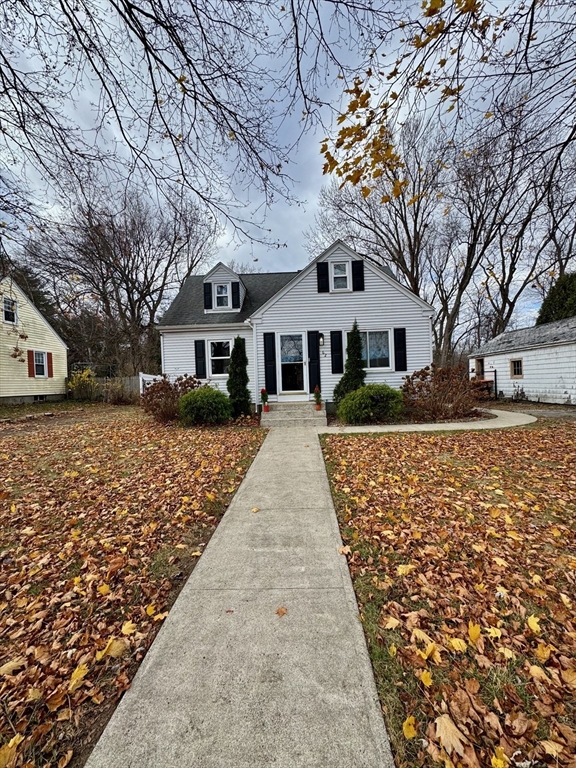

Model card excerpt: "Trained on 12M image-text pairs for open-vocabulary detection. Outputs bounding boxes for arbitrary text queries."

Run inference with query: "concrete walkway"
[86,427,394,768]
[85,409,535,768]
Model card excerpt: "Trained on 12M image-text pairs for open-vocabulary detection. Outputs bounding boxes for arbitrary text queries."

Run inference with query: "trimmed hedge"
[337,383,403,425]
[179,387,232,425]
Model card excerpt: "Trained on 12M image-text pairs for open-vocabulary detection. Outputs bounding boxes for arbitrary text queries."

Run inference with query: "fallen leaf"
[0,734,24,768]
[468,622,481,646]
[251,507,259,513]
[435,714,469,757]
[420,669,433,687]
[276,606,287,618]
[121,620,137,635]
[68,663,89,693]
[540,740,564,757]
[96,638,128,661]
[58,749,74,767]
[403,715,417,739]
[527,615,541,634]
[338,545,351,555]
[383,616,400,630]
[449,638,467,653]
[97,583,111,596]
[0,656,26,676]
[397,563,416,576]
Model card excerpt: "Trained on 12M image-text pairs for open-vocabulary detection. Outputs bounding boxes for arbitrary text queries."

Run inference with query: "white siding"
[162,327,256,399]
[476,344,576,404]
[0,280,67,400]
[255,257,433,401]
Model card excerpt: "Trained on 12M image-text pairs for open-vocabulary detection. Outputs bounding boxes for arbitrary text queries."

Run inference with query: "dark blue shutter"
[317,262,329,293]
[195,340,207,378]
[307,331,321,393]
[394,328,407,372]
[330,331,344,374]
[352,260,364,291]
[263,333,277,395]
[203,283,212,310]
[232,282,240,308]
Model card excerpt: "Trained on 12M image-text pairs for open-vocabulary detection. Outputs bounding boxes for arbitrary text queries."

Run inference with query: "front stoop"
[261,402,327,428]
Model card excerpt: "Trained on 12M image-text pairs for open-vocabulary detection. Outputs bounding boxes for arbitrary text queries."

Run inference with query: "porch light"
[319,333,324,346]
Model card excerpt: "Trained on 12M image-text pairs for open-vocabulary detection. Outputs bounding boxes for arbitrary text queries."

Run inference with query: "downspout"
[244,318,258,406]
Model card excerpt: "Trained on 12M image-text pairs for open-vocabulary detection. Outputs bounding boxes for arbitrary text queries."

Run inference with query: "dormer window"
[215,283,230,308]
[331,262,350,291]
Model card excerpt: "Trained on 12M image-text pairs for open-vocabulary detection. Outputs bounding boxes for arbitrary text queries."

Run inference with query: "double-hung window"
[215,283,230,308]
[348,330,391,369]
[210,341,231,375]
[331,262,350,291]
[34,351,47,377]
[3,297,17,323]
[510,359,523,378]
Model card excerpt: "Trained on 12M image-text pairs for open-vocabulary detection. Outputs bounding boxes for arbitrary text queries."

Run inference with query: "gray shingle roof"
[159,272,297,326]
[471,315,576,357]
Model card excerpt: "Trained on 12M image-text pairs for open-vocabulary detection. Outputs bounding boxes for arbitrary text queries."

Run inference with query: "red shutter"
[27,350,35,378]
[47,352,54,378]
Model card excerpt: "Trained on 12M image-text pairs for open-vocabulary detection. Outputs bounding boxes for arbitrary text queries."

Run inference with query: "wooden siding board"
[0,281,67,398]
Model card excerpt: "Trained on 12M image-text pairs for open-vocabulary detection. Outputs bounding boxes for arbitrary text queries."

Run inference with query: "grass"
[0,407,266,768]
[0,398,104,419]
[321,424,576,768]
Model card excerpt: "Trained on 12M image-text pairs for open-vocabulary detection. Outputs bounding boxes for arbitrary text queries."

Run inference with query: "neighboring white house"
[159,241,434,404]
[469,316,576,404]
[0,277,68,403]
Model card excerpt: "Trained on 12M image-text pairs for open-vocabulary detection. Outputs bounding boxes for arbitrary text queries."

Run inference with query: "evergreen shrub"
[180,386,231,425]
[337,384,403,425]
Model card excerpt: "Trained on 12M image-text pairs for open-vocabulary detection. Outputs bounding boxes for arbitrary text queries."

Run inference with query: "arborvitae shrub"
[179,387,232,425]
[227,336,252,418]
[333,320,366,406]
[337,384,403,425]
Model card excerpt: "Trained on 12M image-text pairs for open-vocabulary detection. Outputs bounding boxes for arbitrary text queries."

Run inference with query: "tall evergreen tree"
[333,320,366,406]
[227,336,252,418]
[536,273,576,325]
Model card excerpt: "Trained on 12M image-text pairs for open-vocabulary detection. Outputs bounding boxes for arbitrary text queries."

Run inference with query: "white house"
[0,277,68,403]
[159,241,434,404]
[469,316,576,404]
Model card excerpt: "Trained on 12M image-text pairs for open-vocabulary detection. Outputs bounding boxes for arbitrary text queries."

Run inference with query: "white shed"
[469,316,576,404]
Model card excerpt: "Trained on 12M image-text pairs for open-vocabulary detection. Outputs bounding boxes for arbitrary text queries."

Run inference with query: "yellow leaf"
[449,638,467,653]
[485,112,494,119]
[361,186,371,199]
[68,663,89,693]
[527,615,541,634]
[531,574,542,584]
[435,713,469,757]
[529,665,550,684]
[472,543,486,553]
[121,620,137,636]
[412,628,433,645]
[97,584,111,596]
[491,746,509,768]
[389,644,397,657]
[561,668,576,689]
[420,669,433,687]
[397,563,416,576]
[190,551,202,557]
[486,627,502,639]
[535,642,552,663]
[26,687,42,702]
[96,638,127,661]
[540,740,564,757]
[146,603,156,616]
[251,507,260,513]
[0,734,24,768]
[560,593,572,608]
[0,657,26,676]
[383,616,400,630]
[468,621,481,646]
[498,646,515,660]
[153,611,168,622]
[493,557,508,568]
[403,715,417,739]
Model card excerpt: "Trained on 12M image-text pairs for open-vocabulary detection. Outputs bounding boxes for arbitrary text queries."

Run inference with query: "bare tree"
[25,187,220,373]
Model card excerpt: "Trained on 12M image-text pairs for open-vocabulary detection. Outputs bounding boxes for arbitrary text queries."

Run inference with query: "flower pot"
[263,404,270,412]
[315,403,322,411]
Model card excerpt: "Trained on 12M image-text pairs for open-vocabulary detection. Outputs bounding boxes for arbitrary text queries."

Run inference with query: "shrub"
[337,383,403,425]
[180,386,232,425]
[68,368,101,401]
[141,374,202,423]
[333,320,366,406]
[401,364,480,421]
[227,336,252,418]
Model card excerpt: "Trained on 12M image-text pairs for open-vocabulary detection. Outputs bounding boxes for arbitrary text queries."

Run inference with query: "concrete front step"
[261,403,327,427]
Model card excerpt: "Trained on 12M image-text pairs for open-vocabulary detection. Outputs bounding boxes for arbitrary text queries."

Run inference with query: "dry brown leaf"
[435,713,469,757]
[276,606,287,618]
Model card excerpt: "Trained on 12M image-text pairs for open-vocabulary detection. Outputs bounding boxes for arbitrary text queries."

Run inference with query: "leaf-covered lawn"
[0,409,265,768]
[322,424,576,768]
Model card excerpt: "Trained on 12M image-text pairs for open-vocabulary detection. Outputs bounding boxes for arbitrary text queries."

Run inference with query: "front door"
[279,333,306,393]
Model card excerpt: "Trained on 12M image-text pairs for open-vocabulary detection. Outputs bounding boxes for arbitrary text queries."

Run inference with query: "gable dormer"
[202,263,246,312]
[316,242,364,294]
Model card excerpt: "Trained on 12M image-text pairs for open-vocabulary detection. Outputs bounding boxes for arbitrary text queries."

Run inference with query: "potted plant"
[313,385,322,410]
[261,388,269,412]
